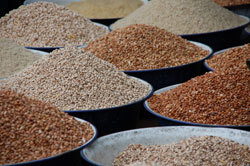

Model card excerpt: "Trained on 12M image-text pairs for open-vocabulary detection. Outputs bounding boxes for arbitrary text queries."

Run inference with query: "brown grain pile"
[66,0,143,19]
[0,47,151,111]
[0,2,108,47]
[213,0,250,6]
[111,0,248,34]
[113,136,250,166]
[148,65,250,125]
[0,90,94,165]
[0,38,43,78]
[207,44,250,72]
[85,24,209,71]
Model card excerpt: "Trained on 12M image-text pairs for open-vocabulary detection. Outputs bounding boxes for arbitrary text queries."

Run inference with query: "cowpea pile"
[0,90,94,165]
[111,0,248,34]
[0,47,151,110]
[85,24,209,71]
[0,2,108,47]
[207,44,250,71]
[113,136,250,166]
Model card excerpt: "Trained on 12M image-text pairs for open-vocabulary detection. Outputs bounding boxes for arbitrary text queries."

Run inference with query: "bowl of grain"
[144,68,250,131]
[24,0,148,26]
[204,44,249,72]
[65,76,153,136]
[80,126,250,165]
[85,24,213,91]
[0,90,97,166]
[0,2,109,53]
[110,0,250,52]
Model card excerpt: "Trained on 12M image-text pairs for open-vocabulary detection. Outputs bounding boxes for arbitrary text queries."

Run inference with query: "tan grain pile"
[207,44,250,71]
[111,0,248,34]
[0,47,151,111]
[0,2,108,47]
[0,90,94,165]
[0,38,43,78]
[113,136,250,166]
[213,0,250,6]
[66,0,143,19]
[85,24,209,71]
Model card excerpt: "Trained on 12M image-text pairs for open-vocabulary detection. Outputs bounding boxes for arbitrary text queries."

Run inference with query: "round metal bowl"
[180,15,249,52]
[24,23,109,53]
[64,76,153,136]
[123,41,213,91]
[80,126,250,166]
[144,84,250,131]
[4,118,97,166]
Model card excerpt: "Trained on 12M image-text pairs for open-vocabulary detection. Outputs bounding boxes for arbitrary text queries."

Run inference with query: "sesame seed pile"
[148,64,250,125]
[0,2,108,47]
[85,24,209,71]
[207,44,250,71]
[0,38,42,78]
[111,0,248,34]
[0,47,151,110]
[0,90,94,165]
[113,136,250,166]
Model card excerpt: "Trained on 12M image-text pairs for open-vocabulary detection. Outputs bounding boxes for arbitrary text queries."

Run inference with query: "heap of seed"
[148,66,249,126]
[113,136,250,166]
[0,90,94,165]
[66,0,143,19]
[213,0,250,6]
[85,24,209,71]
[0,2,108,47]
[0,47,151,110]
[111,0,248,34]
[207,44,250,72]
[0,38,43,78]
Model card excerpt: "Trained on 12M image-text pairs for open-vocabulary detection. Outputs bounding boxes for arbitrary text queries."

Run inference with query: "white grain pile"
[0,38,43,78]
[113,136,250,166]
[111,0,248,34]
[0,2,108,47]
[0,47,151,111]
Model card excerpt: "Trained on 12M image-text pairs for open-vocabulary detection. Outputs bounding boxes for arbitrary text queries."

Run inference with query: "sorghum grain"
[66,0,143,19]
[111,0,248,34]
[213,0,250,6]
[0,2,108,47]
[0,47,151,110]
[148,66,249,125]
[0,38,43,78]
[207,44,250,72]
[0,90,94,165]
[113,136,250,166]
[85,24,209,71]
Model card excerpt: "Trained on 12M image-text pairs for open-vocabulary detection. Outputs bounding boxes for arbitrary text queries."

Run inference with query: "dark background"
[1,0,26,17]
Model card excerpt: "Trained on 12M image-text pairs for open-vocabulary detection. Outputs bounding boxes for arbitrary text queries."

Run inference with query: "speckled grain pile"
[0,47,151,111]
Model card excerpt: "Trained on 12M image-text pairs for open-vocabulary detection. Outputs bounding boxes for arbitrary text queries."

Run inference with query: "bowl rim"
[80,125,250,166]
[122,40,213,73]
[24,22,109,50]
[3,118,97,166]
[204,44,246,71]
[144,84,250,128]
[64,76,153,113]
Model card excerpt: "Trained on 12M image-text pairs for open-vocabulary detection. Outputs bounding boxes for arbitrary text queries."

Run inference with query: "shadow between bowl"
[64,77,153,136]
[180,15,250,52]
[124,41,213,91]
[3,118,97,166]
[80,126,250,166]
[144,84,250,131]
